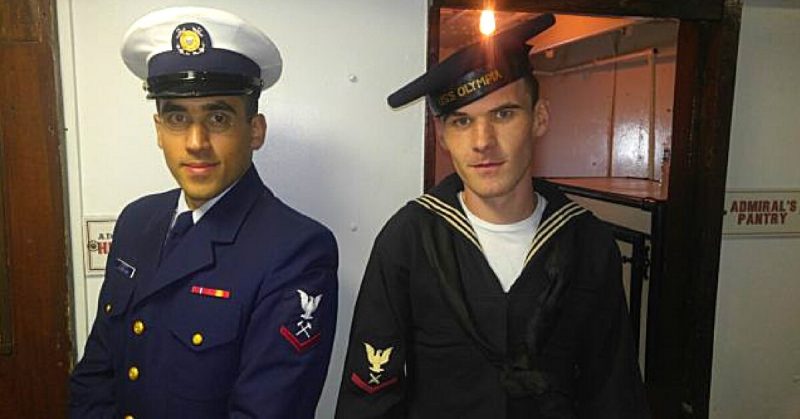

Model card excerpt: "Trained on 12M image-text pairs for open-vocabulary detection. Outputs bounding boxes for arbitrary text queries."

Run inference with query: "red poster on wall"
[84,217,117,275]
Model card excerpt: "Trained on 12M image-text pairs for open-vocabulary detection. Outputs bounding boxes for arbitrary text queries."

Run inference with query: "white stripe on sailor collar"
[415,191,588,267]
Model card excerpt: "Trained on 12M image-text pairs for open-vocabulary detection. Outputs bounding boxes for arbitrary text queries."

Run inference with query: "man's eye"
[206,112,232,129]
[494,109,515,120]
[165,113,190,127]
[449,117,471,128]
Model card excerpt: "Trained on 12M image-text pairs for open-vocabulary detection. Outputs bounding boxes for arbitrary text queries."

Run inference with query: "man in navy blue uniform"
[336,14,648,418]
[70,7,338,418]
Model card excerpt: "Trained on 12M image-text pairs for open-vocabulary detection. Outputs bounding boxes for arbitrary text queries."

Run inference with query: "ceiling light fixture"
[479,9,496,35]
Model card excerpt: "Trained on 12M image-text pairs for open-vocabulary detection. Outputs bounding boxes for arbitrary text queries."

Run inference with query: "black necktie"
[161,211,194,264]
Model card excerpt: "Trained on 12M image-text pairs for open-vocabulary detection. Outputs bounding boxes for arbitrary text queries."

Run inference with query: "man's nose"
[185,122,210,152]
[472,118,497,152]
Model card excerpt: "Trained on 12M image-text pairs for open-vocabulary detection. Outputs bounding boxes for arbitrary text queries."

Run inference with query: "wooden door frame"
[0,0,70,416]
[429,1,741,417]
[0,120,10,355]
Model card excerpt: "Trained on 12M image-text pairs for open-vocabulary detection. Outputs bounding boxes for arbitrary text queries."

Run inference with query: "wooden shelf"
[545,177,668,208]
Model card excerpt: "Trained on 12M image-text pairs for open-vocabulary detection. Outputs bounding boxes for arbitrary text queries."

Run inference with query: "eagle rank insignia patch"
[280,289,323,353]
[350,342,399,394]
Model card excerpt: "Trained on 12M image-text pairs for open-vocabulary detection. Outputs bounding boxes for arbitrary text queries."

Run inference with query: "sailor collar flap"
[413,175,588,264]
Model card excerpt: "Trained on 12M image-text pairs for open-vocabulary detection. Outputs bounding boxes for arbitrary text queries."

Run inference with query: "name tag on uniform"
[114,258,136,279]
[191,285,231,299]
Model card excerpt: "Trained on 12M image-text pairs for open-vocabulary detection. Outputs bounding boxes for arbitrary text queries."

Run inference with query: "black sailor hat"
[388,13,555,116]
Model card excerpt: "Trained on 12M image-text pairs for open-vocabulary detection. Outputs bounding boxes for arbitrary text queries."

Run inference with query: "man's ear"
[153,114,164,149]
[249,114,267,150]
[532,99,550,138]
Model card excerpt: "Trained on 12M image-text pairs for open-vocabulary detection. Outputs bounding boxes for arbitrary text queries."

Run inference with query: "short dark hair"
[155,91,261,120]
[522,73,540,105]
[242,91,260,119]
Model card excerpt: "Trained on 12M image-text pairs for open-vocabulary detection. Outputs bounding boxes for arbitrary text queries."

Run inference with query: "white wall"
[710,1,800,418]
[57,1,428,417]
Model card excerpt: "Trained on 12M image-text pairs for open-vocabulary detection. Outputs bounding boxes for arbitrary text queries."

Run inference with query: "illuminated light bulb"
[479,9,496,35]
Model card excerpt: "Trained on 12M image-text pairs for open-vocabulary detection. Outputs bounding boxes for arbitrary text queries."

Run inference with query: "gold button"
[104,303,112,313]
[128,366,139,381]
[124,415,134,419]
[132,320,145,336]
[192,333,204,346]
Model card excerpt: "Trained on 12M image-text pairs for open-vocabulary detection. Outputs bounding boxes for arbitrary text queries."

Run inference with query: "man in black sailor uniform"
[69,7,337,418]
[336,14,648,419]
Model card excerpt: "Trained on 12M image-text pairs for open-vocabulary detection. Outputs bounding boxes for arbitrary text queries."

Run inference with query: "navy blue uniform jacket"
[70,166,338,418]
[336,175,647,418]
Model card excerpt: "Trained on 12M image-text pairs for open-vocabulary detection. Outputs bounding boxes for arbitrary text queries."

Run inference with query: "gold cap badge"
[173,23,208,56]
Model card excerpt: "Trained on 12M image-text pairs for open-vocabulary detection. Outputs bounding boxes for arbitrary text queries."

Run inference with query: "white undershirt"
[459,192,547,293]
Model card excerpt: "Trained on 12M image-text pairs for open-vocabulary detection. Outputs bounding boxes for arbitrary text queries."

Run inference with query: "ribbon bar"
[190,285,231,299]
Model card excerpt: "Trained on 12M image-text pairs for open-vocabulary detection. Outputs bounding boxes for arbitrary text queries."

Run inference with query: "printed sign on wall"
[723,190,800,236]
[84,217,116,275]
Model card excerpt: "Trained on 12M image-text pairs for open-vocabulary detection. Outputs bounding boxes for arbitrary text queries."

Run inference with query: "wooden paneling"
[646,2,742,417]
[0,2,42,42]
[534,68,616,177]
[0,119,9,355]
[425,7,442,191]
[435,0,723,20]
[530,15,636,53]
[612,57,657,178]
[547,177,667,202]
[0,0,70,417]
